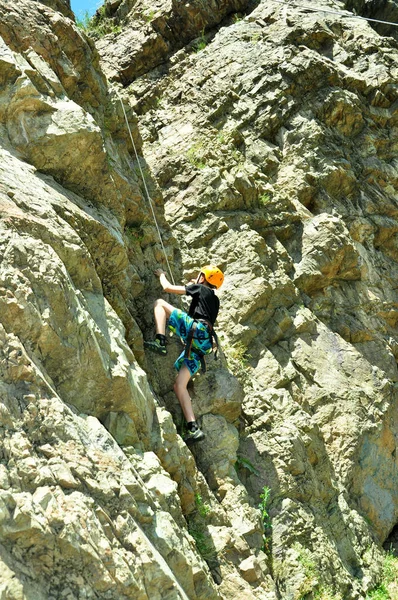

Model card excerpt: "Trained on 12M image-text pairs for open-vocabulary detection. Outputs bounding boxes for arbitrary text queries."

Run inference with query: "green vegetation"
[194,39,207,52]
[188,524,216,561]
[225,341,252,380]
[75,10,92,30]
[294,544,319,597]
[214,130,245,164]
[366,551,398,599]
[186,141,207,169]
[258,192,271,206]
[217,132,227,145]
[292,543,343,600]
[193,29,207,52]
[143,9,156,22]
[235,454,260,476]
[186,129,240,169]
[133,164,152,185]
[313,588,343,600]
[367,589,390,600]
[76,6,121,38]
[188,492,216,562]
[227,341,251,366]
[258,486,272,554]
[125,224,145,244]
[231,147,244,164]
[154,95,165,109]
[251,32,261,44]
[184,129,246,172]
[194,493,210,518]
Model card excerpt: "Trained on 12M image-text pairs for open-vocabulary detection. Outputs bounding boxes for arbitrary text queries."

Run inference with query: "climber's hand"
[155,268,167,278]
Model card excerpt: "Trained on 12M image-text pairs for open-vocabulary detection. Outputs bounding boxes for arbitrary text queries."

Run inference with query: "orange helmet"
[201,265,224,289]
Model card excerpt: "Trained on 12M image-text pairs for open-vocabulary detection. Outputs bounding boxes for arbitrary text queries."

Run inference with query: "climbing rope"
[271,0,398,28]
[114,0,398,289]
[117,92,176,285]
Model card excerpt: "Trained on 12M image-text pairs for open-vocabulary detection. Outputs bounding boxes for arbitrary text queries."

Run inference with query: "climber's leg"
[144,299,175,355]
[174,365,205,443]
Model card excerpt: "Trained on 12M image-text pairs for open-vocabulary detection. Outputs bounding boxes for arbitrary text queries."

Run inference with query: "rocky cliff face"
[1,0,398,598]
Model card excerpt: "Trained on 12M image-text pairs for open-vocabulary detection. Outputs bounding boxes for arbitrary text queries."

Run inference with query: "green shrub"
[366,551,398,599]
[188,524,215,561]
[258,193,271,206]
[193,29,207,52]
[75,10,92,30]
[188,492,216,562]
[293,543,343,600]
[186,142,207,169]
[314,587,343,600]
[125,224,145,244]
[258,486,272,553]
[194,493,210,518]
[225,341,252,380]
[76,5,121,38]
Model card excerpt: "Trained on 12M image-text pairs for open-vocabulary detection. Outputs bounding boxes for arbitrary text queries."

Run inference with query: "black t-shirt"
[185,284,219,325]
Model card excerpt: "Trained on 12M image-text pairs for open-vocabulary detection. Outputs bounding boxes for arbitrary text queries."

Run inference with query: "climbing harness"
[184,319,220,373]
[183,267,223,370]
[271,0,398,28]
[184,321,206,372]
[116,92,176,285]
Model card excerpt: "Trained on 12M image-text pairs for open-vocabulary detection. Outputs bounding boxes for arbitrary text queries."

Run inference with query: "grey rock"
[1,0,398,598]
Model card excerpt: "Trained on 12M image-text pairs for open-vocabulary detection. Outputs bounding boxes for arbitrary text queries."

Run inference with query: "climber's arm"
[155,270,186,294]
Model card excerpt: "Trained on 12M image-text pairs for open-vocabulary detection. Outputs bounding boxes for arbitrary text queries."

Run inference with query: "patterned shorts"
[168,309,213,376]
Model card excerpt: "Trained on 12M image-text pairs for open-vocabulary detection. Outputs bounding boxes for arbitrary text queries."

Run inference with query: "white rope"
[271,0,398,27]
[117,92,176,285]
[113,1,398,290]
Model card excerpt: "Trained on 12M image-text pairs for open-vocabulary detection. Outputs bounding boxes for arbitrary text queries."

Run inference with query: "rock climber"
[144,265,224,443]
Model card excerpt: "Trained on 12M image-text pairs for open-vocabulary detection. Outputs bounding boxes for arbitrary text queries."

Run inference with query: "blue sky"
[70,0,103,18]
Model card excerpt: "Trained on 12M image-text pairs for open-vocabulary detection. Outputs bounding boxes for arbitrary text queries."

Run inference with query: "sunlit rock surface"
[0,0,398,598]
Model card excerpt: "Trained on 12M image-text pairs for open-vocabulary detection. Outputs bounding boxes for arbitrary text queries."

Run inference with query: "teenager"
[145,265,224,442]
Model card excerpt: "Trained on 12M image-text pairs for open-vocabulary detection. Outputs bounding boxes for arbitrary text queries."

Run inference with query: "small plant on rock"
[292,544,343,599]
[258,192,271,206]
[133,164,152,183]
[188,492,217,563]
[235,454,260,476]
[186,141,207,169]
[314,587,343,600]
[225,341,252,380]
[251,32,261,44]
[154,95,165,109]
[194,493,210,518]
[294,543,319,597]
[258,486,272,554]
[217,132,227,145]
[366,550,398,599]
[125,226,144,244]
[143,9,156,22]
[193,29,207,52]
[188,525,215,561]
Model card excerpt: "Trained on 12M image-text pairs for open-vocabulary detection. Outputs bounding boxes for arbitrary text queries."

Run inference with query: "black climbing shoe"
[144,339,167,355]
[183,428,205,444]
